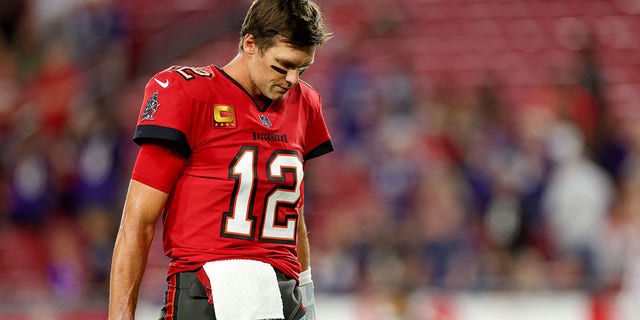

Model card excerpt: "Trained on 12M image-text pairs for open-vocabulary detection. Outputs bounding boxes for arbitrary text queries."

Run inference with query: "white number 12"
[221,147,303,244]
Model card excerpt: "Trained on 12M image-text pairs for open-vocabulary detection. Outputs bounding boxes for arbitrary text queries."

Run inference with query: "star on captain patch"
[141,91,160,121]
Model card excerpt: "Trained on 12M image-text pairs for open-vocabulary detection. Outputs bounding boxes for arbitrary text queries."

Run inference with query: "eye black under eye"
[270,65,287,74]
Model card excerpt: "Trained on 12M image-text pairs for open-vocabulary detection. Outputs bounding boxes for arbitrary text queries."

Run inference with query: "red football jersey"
[133,65,334,280]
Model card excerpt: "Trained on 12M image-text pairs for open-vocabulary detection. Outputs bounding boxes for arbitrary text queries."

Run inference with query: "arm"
[297,206,311,271]
[109,179,169,320]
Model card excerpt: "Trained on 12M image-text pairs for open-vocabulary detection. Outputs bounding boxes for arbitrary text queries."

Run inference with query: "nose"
[285,70,299,87]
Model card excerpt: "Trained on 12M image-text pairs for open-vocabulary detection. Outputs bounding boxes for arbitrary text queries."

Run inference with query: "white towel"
[203,259,284,320]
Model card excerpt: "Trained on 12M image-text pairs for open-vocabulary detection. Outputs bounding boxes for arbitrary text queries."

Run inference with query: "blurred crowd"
[1,0,640,317]
[0,0,134,310]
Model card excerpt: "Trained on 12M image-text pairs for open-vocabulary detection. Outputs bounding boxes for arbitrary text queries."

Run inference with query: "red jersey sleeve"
[302,85,334,161]
[133,68,198,158]
[131,143,186,193]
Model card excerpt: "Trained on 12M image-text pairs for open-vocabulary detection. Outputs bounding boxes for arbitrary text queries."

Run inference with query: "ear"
[242,34,257,55]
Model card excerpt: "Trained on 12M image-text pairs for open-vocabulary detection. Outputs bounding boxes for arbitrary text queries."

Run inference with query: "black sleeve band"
[304,140,334,161]
[133,125,192,158]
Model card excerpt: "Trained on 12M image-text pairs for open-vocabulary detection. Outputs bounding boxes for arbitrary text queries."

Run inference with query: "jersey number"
[170,66,212,80]
[221,147,303,244]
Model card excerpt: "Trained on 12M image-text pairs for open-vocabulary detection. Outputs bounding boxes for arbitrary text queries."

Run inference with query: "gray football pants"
[158,269,306,320]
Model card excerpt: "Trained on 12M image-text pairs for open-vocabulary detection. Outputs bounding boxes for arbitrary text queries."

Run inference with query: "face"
[246,36,315,101]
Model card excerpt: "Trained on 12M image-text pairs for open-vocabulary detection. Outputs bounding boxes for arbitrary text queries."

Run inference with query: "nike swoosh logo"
[154,78,169,88]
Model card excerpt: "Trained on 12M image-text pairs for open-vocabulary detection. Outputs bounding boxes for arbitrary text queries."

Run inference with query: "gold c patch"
[212,105,236,128]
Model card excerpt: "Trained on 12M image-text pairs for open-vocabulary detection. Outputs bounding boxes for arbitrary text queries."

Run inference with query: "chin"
[270,92,287,101]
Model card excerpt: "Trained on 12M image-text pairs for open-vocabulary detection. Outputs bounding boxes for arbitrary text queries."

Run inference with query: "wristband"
[299,268,313,286]
[298,268,316,320]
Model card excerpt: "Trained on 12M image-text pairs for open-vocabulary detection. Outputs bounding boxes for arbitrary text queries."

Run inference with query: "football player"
[108,1,332,319]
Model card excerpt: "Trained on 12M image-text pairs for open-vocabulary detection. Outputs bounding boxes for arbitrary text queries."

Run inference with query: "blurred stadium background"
[1,0,640,319]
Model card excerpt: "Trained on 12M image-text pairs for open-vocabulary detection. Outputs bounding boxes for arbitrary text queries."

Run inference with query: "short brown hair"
[239,0,330,52]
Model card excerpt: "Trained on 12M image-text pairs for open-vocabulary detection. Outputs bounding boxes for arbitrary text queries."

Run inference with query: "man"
[108,1,332,319]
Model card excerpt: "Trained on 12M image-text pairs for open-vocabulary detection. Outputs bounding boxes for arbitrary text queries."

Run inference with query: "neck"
[222,54,272,108]
[222,54,257,96]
